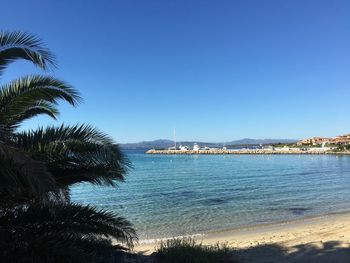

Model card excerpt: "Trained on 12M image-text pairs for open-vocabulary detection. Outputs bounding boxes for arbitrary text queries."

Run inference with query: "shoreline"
[134,210,350,254]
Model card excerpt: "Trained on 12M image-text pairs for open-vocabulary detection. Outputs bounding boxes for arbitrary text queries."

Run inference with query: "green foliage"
[155,238,238,263]
[0,75,81,131]
[13,124,131,187]
[0,31,56,73]
[0,31,137,262]
[0,202,137,262]
[0,203,137,263]
[338,144,350,150]
[0,142,58,205]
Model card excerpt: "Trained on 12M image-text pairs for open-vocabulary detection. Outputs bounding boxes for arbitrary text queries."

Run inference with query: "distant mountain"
[120,139,174,150]
[119,138,298,150]
[227,138,298,145]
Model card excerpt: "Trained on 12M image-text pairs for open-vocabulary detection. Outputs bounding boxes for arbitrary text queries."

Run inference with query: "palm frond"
[0,202,137,247]
[0,75,81,129]
[13,124,131,187]
[0,142,58,204]
[50,145,130,186]
[0,203,134,263]
[15,124,114,146]
[5,101,59,129]
[0,31,56,74]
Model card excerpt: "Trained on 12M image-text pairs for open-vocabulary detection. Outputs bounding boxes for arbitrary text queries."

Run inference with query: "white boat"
[179,145,189,151]
[193,143,200,151]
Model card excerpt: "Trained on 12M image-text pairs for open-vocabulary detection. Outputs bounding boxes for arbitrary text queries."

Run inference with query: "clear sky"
[1,0,350,143]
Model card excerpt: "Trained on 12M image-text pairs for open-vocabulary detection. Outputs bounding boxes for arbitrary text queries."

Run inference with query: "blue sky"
[1,0,350,142]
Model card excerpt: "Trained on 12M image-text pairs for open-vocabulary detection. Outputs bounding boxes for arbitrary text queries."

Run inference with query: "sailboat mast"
[174,128,176,149]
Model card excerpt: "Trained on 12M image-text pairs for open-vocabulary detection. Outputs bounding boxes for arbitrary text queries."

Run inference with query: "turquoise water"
[70,151,350,240]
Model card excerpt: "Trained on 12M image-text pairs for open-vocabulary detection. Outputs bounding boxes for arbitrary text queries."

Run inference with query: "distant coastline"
[141,133,350,155]
[120,138,298,150]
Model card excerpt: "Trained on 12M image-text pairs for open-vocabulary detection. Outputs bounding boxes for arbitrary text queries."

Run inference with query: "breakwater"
[146,149,347,155]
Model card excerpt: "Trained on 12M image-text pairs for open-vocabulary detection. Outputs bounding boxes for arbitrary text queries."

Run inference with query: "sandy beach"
[135,212,350,262]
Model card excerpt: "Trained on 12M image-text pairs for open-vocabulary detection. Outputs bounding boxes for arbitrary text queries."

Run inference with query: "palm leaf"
[0,203,136,262]
[0,202,137,246]
[0,75,81,130]
[5,101,59,130]
[0,31,56,75]
[50,145,130,186]
[0,142,58,204]
[13,124,131,187]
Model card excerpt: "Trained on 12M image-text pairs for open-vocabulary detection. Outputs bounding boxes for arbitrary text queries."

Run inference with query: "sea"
[70,150,350,241]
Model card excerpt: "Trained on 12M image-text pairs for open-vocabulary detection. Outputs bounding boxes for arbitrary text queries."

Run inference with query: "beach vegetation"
[154,238,238,263]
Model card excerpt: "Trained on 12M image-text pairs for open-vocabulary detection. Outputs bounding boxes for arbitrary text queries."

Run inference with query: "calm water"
[71,151,350,240]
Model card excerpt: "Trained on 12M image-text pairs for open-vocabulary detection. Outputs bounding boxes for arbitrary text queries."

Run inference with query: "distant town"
[297,134,350,146]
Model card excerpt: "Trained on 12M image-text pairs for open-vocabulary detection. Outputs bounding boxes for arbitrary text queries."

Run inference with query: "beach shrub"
[154,238,238,263]
[0,31,137,262]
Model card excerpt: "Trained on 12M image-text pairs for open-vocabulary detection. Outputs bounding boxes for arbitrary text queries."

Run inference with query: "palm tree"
[0,31,137,262]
